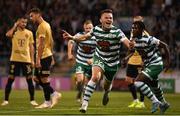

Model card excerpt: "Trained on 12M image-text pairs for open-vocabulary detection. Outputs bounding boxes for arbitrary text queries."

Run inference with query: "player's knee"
[91,75,100,83]
[76,74,84,83]
[91,72,101,82]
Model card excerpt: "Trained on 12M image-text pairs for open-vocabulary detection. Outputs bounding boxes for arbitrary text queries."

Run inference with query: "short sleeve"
[117,29,127,42]
[148,36,160,46]
[38,25,46,39]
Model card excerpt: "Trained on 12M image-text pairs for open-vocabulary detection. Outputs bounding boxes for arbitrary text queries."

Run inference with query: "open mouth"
[106,22,111,25]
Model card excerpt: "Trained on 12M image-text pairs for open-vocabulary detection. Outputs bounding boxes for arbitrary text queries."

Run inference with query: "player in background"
[68,20,96,103]
[125,16,147,108]
[29,8,61,108]
[131,21,170,114]
[63,9,131,113]
[1,17,38,106]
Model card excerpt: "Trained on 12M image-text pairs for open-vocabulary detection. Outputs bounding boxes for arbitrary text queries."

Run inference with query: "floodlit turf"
[0,90,179,115]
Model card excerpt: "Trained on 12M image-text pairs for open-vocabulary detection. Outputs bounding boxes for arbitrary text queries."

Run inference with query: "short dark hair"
[15,15,27,22]
[133,21,145,30]
[100,9,113,17]
[28,8,41,14]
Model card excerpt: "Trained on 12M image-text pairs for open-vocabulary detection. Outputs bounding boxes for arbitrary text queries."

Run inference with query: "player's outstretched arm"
[62,30,91,41]
[159,41,170,72]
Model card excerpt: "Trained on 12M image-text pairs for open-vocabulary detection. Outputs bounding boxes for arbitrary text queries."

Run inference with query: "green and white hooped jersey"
[134,36,163,67]
[74,32,96,66]
[91,25,127,67]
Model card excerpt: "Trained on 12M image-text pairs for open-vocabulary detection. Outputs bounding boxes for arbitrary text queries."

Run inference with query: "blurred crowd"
[0,0,179,68]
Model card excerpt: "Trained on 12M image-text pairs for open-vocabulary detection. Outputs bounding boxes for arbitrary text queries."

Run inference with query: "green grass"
[0,90,179,115]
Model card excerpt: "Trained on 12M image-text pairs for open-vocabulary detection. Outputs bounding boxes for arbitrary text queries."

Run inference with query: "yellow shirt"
[10,29,34,63]
[128,30,150,65]
[36,21,53,59]
[128,50,142,65]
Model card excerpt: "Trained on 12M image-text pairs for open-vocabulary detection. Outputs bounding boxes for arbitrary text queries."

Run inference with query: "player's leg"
[80,66,103,113]
[150,79,170,114]
[151,80,167,104]
[35,56,61,108]
[23,63,38,106]
[33,67,60,106]
[136,91,145,108]
[102,69,117,106]
[83,67,92,97]
[102,79,111,106]
[125,64,139,108]
[75,63,85,102]
[137,66,145,107]
[1,62,17,106]
[1,77,15,106]
[134,65,163,113]
[76,73,84,102]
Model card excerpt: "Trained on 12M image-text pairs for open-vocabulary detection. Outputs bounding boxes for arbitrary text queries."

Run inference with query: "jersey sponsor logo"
[81,45,93,53]
[18,39,25,47]
[14,50,27,55]
[97,41,110,51]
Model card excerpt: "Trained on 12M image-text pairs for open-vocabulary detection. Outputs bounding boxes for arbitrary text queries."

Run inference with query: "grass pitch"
[0,90,179,115]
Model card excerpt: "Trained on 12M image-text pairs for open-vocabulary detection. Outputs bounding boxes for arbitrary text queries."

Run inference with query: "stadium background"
[0,0,180,99]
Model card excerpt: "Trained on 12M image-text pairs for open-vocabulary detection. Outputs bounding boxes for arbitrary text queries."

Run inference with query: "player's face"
[83,23,93,33]
[19,18,27,29]
[100,13,113,29]
[29,12,38,23]
[132,24,141,37]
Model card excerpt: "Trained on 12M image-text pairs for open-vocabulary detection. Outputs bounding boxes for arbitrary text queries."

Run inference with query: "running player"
[131,21,170,114]
[28,8,61,108]
[63,9,131,113]
[1,17,38,106]
[67,20,96,103]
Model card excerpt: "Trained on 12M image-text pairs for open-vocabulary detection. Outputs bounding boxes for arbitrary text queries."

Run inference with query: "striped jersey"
[74,32,96,66]
[134,35,163,67]
[91,25,127,67]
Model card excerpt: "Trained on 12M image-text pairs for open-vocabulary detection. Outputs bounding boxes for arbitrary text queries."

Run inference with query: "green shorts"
[142,64,163,80]
[93,55,120,82]
[75,62,92,79]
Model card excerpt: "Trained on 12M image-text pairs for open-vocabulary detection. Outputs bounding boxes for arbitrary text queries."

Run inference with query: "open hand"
[62,30,73,40]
